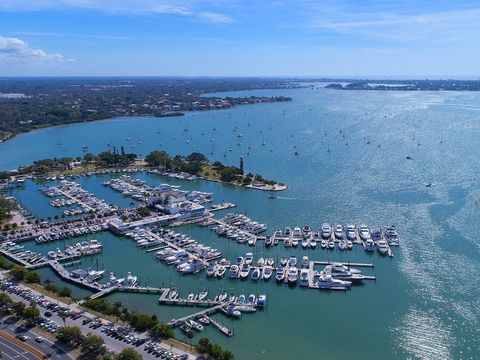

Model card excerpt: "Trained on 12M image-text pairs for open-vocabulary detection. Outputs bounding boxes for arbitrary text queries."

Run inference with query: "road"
[0,336,39,360]
[0,315,72,360]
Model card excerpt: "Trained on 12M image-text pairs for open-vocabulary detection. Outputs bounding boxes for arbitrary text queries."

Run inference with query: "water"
[2,86,480,359]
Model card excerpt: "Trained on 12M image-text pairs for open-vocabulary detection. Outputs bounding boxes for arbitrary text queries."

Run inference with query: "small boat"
[275,266,285,282]
[309,238,317,248]
[287,267,298,284]
[198,289,208,301]
[328,240,335,249]
[229,264,239,278]
[321,239,328,248]
[216,265,226,277]
[257,257,265,267]
[268,193,277,199]
[321,223,332,239]
[346,240,353,249]
[198,317,211,325]
[266,258,274,266]
[206,263,216,277]
[292,238,299,247]
[288,256,297,267]
[334,225,343,239]
[301,238,309,248]
[280,257,288,266]
[251,267,262,281]
[247,294,256,304]
[186,320,204,332]
[299,269,309,287]
[244,253,253,265]
[240,264,251,279]
[257,294,267,307]
[365,238,376,252]
[301,255,309,268]
[262,266,273,280]
[346,225,356,240]
[187,293,195,301]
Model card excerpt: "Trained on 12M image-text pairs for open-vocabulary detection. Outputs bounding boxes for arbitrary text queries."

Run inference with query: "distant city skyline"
[0,0,479,77]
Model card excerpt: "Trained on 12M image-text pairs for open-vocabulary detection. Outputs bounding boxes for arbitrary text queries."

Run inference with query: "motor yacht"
[321,223,332,239]
[275,266,285,282]
[287,267,298,284]
[251,267,262,281]
[262,266,273,280]
[299,269,309,287]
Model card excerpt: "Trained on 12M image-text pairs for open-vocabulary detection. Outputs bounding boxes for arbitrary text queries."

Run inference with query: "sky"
[0,0,479,77]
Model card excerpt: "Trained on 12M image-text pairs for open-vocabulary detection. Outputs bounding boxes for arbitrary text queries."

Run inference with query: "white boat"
[187,293,195,301]
[218,291,228,302]
[328,240,335,249]
[244,253,253,265]
[334,225,343,239]
[229,264,239,278]
[198,289,208,301]
[299,269,309,287]
[309,238,317,248]
[346,240,353,249]
[216,265,226,277]
[287,267,298,284]
[359,225,370,240]
[321,223,332,239]
[275,266,285,282]
[280,257,288,266]
[247,294,256,304]
[315,274,351,290]
[292,227,302,239]
[198,317,210,325]
[266,258,274,266]
[288,256,297,267]
[301,238,309,248]
[292,238,299,247]
[240,264,250,278]
[257,257,265,267]
[301,255,309,268]
[186,320,204,332]
[262,266,273,280]
[376,239,389,254]
[284,227,292,237]
[321,239,327,248]
[346,225,356,240]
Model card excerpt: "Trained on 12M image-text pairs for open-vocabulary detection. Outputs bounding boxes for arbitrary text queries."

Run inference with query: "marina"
[2,84,474,360]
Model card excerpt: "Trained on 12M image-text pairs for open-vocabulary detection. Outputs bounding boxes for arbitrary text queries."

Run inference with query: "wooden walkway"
[167,303,228,327]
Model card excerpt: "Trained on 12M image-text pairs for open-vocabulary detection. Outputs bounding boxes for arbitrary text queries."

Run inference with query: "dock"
[205,316,234,337]
[208,203,236,212]
[167,303,228,327]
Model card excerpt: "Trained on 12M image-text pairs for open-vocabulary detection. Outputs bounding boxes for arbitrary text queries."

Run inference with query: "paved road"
[0,336,39,360]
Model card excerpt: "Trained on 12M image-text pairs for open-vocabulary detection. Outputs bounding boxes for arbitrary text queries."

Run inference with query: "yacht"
[229,264,239,278]
[334,225,343,239]
[309,238,317,248]
[292,227,302,239]
[327,263,361,276]
[338,240,346,251]
[346,225,356,240]
[321,239,328,248]
[257,294,267,307]
[262,266,273,280]
[206,263,216,277]
[251,267,262,281]
[266,258,274,266]
[376,239,389,254]
[292,238,299,247]
[287,267,298,284]
[321,223,332,239]
[384,224,399,246]
[288,256,297,267]
[315,274,351,290]
[257,257,265,267]
[275,266,285,282]
[280,257,288,266]
[359,225,370,240]
[302,226,311,238]
[265,236,274,247]
[284,227,292,237]
[299,269,309,287]
[346,240,353,249]
[248,294,256,304]
[365,238,376,252]
[186,320,204,332]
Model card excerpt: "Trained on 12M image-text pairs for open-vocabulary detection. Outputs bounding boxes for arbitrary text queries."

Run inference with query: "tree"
[24,271,41,284]
[145,151,171,168]
[9,265,27,281]
[23,305,40,324]
[116,347,142,360]
[0,293,12,307]
[58,286,72,298]
[150,323,174,339]
[80,333,106,358]
[56,326,82,346]
[185,152,208,163]
[12,302,26,316]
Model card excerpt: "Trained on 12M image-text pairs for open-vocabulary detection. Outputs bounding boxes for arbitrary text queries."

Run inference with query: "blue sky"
[0,0,479,77]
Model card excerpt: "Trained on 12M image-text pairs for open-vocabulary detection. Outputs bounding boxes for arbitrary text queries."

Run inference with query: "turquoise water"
[2,87,480,359]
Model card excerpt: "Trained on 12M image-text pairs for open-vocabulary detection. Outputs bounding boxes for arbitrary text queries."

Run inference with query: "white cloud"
[0,35,73,63]
[0,0,235,23]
